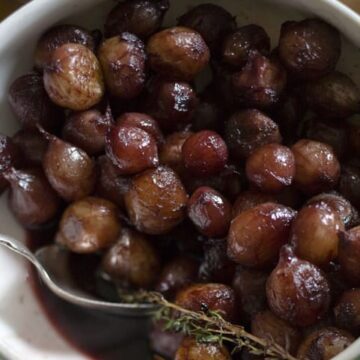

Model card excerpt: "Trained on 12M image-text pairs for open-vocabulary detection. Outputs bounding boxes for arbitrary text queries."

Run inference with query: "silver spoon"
[0,234,158,316]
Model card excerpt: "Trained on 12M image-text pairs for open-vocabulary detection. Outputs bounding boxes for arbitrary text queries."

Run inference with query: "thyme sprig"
[117,289,297,360]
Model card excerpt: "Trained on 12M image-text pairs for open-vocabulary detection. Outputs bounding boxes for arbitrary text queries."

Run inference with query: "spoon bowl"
[0,234,158,317]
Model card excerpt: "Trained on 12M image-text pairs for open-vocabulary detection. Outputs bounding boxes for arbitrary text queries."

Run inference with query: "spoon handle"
[0,234,41,270]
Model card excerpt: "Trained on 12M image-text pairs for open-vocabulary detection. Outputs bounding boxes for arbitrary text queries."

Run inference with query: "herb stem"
[118,290,297,360]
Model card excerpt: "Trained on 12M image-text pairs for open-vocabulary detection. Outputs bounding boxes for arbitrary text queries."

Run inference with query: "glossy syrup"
[26,228,152,360]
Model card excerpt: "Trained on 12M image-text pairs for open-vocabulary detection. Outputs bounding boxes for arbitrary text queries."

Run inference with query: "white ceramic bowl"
[0,0,359,359]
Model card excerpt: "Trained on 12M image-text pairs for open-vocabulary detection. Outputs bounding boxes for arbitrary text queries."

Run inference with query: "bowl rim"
[321,0,360,20]
[0,0,360,49]
[0,0,359,58]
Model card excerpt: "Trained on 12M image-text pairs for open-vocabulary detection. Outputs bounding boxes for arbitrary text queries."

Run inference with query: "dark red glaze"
[177,3,236,54]
[232,190,276,218]
[232,267,268,323]
[35,24,96,70]
[306,192,360,229]
[246,143,295,193]
[56,197,121,254]
[326,262,351,305]
[42,132,97,202]
[108,94,142,119]
[8,72,62,130]
[278,19,341,80]
[0,129,18,190]
[211,62,237,109]
[124,166,188,235]
[224,109,281,159]
[231,51,287,109]
[175,337,231,360]
[154,219,203,257]
[98,32,146,99]
[150,321,184,359]
[349,119,360,157]
[291,203,344,267]
[228,203,296,269]
[266,246,331,327]
[187,186,231,238]
[339,163,360,209]
[305,119,348,159]
[144,78,198,132]
[192,101,224,133]
[175,283,237,322]
[297,327,354,360]
[292,139,340,195]
[102,228,160,289]
[222,25,270,67]
[338,226,360,285]
[0,133,20,173]
[147,26,210,81]
[275,94,305,146]
[334,289,360,334]
[304,72,360,119]
[4,168,61,228]
[251,310,301,355]
[199,239,236,285]
[116,112,164,145]
[275,186,305,209]
[155,256,199,298]
[182,131,228,177]
[105,0,169,39]
[62,103,113,155]
[183,165,243,202]
[239,349,265,360]
[106,124,159,175]
[96,155,130,209]
[159,131,193,175]
[12,129,47,167]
